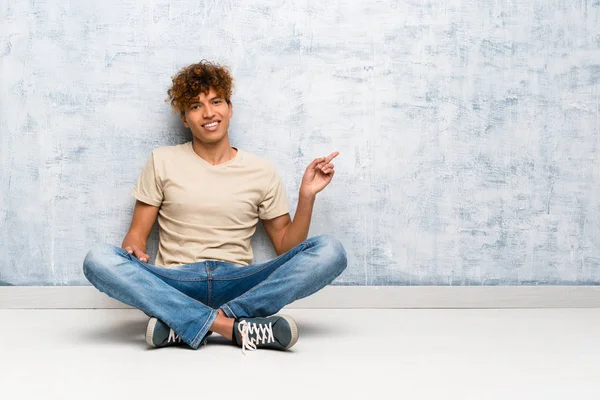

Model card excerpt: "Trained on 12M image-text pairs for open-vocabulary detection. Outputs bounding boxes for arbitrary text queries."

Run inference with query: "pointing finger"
[325,152,339,164]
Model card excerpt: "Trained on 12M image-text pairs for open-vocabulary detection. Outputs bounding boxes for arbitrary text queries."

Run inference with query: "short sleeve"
[258,169,289,220]
[131,152,163,207]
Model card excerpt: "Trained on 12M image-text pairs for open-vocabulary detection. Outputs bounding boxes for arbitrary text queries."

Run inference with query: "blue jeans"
[83,234,347,349]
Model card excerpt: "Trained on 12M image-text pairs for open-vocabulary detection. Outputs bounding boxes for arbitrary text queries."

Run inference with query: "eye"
[213,100,222,105]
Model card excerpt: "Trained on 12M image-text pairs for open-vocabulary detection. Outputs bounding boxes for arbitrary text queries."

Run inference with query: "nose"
[203,105,215,120]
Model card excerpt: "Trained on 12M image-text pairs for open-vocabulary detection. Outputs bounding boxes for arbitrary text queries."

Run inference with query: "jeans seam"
[191,309,217,347]
[212,243,310,281]
[207,261,212,307]
[222,304,236,318]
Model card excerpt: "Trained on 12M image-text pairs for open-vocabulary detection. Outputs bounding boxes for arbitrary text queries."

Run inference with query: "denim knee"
[310,234,348,278]
[82,243,123,282]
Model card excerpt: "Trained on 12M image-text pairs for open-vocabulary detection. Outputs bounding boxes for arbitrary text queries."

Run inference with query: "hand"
[299,151,339,197]
[123,244,150,263]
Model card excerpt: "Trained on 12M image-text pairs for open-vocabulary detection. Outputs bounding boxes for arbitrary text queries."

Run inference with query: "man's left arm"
[263,152,338,255]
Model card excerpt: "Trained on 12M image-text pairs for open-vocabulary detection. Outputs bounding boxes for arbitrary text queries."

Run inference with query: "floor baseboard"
[1,285,600,308]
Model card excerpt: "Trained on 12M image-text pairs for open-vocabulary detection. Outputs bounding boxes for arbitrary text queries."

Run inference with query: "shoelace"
[237,320,275,354]
[167,329,182,344]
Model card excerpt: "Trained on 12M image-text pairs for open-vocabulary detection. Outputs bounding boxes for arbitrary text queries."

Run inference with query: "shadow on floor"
[80,316,148,346]
[290,317,341,338]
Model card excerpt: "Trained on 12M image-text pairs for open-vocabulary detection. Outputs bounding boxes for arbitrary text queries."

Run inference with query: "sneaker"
[145,317,211,348]
[233,315,298,354]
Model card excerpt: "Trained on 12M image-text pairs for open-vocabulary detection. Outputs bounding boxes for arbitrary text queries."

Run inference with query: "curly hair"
[167,60,234,114]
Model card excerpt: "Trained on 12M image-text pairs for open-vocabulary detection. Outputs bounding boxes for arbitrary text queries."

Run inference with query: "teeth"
[204,122,218,128]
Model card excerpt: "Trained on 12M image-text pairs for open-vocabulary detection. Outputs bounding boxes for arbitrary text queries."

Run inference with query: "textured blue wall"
[1,1,600,286]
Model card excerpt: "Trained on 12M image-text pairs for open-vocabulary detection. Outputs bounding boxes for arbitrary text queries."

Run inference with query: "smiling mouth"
[202,121,221,130]
[202,121,220,131]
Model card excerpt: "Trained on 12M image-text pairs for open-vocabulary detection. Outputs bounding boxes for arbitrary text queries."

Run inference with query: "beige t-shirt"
[132,142,289,267]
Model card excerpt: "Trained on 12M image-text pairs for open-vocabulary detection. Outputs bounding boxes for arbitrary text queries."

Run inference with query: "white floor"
[1,308,600,400]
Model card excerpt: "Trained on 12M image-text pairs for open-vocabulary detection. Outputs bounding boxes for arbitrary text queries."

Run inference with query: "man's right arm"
[121,200,159,262]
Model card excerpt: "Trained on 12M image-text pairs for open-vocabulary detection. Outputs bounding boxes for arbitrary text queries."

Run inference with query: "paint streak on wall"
[1,1,600,285]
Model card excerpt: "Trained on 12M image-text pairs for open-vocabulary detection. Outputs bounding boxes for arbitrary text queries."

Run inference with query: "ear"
[180,112,189,128]
[228,101,233,118]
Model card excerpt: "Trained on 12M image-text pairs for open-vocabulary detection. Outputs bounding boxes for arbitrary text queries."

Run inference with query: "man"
[83,60,347,353]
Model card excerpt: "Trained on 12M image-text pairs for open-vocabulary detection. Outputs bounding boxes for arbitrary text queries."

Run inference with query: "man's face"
[182,88,232,144]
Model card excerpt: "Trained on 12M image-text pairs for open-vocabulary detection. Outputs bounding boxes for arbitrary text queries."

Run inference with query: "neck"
[191,137,237,166]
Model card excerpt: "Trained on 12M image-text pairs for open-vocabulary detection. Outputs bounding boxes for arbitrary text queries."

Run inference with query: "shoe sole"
[277,314,299,350]
[145,317,158,347]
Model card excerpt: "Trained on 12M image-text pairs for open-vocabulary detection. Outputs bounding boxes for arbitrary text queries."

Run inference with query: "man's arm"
[263,151,338,255]
[121,200,159,262]
[263,193,315,255]
[263,192,315,255]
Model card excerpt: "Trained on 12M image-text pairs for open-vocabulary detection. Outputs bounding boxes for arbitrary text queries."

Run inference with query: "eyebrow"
[190,96,223,104]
